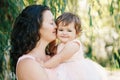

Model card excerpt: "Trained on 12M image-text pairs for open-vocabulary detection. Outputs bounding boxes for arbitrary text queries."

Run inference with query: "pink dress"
[17,55,58,80]
[55,39,108,80]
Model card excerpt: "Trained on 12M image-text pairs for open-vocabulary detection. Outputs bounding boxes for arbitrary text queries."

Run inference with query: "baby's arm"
[44,41,80,68]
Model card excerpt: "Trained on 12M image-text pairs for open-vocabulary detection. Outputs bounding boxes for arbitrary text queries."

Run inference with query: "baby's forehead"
[58,22,75,29]
[58,21,75,26]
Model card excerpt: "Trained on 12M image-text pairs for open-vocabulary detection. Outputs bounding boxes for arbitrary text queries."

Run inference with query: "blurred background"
[0,0,120,80]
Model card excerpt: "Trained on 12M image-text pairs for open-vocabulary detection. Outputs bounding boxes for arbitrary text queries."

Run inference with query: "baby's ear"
[76,32,81,37]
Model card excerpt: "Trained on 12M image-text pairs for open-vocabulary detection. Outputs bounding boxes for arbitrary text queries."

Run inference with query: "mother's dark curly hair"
[10,5,50,73]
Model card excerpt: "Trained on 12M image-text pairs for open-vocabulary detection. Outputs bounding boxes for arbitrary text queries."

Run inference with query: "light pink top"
[17,55,58,80]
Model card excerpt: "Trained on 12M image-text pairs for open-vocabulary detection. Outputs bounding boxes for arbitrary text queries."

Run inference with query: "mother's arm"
[16,58,48,80]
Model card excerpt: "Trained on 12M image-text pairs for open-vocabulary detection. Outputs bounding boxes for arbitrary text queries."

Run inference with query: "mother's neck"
[29,39,49,61]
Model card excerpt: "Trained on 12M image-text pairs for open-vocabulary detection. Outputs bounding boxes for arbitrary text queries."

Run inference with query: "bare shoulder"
[16,58,48,80]
[16,58,41,71]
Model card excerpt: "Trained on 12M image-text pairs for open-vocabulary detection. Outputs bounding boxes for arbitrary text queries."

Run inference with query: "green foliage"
[65,0,79,14]
[88,7,93,27]
[0,0,24,79]
[42,0,67,18]
[109,0,114,15]
[82,0,120,69]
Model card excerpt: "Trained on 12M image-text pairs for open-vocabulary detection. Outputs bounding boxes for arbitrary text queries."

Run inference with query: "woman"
[10,5,57,80]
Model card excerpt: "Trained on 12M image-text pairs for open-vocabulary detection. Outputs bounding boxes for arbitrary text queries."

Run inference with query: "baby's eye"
[58,29,63,31]
[67,29,72,32]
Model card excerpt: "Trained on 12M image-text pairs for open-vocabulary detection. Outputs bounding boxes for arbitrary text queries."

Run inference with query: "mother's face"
[40,10,57,43]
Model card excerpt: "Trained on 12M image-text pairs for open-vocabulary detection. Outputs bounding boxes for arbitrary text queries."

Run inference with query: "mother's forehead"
[43,10,54,20]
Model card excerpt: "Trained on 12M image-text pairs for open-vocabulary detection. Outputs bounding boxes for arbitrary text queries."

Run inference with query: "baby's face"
[57,22,77,44]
